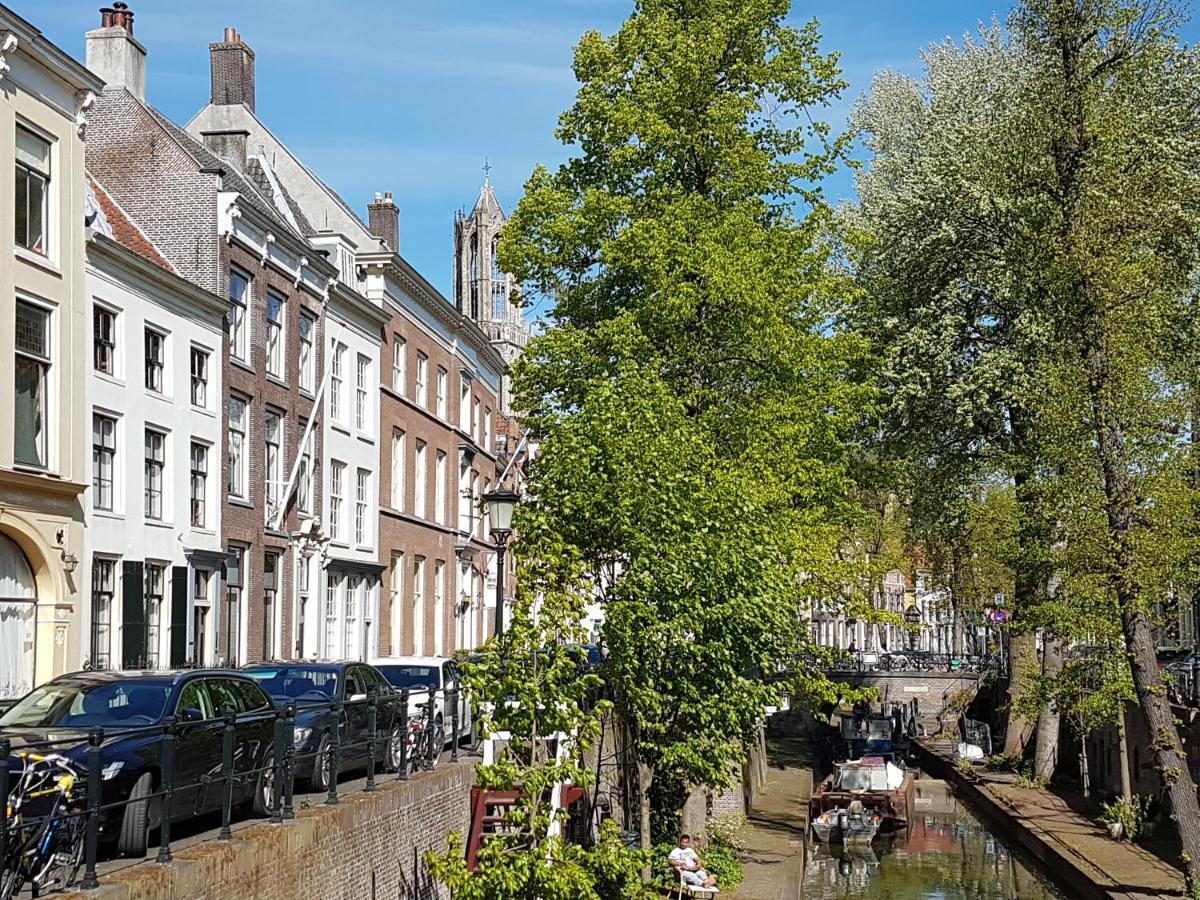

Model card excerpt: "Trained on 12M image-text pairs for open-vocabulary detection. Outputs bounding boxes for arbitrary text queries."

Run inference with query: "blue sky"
[19,1,1200,298]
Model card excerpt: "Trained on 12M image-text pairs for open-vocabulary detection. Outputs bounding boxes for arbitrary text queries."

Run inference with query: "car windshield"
[243,667,339,702]
[0,682,170,728]
[377,665,439,690]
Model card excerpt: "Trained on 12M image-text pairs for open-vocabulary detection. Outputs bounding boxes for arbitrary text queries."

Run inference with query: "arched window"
[469,233,480,320]
[491,237,507,320]
[0,532,37,700]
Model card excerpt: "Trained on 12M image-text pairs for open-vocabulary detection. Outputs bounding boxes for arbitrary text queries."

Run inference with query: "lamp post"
[483,488,519,637]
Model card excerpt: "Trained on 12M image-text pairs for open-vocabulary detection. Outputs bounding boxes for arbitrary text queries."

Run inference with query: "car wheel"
[310,732,333,793]
[384,724,404,773]
[117,772,153,858]
[252,748,276,817]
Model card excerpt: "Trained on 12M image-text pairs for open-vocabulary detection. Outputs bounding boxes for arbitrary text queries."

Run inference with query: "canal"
[800,779,1065,898]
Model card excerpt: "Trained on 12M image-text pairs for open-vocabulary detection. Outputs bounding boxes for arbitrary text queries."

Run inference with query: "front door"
[0,534,36,700]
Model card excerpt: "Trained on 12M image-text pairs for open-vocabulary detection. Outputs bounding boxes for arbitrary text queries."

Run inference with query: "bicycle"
[1,752,87,899]
[406,700,439,774]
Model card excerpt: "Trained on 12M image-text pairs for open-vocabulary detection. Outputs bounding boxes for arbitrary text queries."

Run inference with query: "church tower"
[454,167,530,415]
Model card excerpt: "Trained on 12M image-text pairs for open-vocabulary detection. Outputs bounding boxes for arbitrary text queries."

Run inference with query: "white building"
[83,179,227,669]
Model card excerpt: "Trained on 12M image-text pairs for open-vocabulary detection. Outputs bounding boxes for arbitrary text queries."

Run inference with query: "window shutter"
[121,561,145,669]
[170,566,189,667]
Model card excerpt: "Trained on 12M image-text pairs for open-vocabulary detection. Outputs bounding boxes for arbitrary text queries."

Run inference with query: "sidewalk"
[919,740,1186,899]
[732,738,812,900]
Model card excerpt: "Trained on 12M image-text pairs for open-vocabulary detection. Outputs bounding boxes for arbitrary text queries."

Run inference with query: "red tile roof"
[87,175,176,274]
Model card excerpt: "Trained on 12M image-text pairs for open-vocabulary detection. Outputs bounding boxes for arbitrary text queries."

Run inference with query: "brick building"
[83,9,338,665]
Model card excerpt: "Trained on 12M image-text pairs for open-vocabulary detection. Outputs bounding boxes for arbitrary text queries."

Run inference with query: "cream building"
[0,6,104,698]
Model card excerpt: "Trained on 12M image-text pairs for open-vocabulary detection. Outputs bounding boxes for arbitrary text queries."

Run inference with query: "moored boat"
[810,756,915,832]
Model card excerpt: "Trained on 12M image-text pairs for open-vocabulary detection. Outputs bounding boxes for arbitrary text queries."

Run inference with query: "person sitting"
[668,834,719,893]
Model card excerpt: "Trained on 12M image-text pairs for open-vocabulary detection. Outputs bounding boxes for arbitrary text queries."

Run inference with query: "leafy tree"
[500,0,867,856]
[849,0,1200,883]
[425,518,649,899]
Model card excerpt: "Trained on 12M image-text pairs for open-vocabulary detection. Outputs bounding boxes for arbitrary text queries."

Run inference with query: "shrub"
[1012,773,1047,791]
[1099,795,1154,841]
[985,753,1027,774]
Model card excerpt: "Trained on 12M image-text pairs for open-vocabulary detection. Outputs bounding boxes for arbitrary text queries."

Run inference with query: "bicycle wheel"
[34,820,85,893]
[0,858,25,900]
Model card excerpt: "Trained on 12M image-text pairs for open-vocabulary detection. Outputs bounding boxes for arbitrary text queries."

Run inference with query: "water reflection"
[801,808,1064,898]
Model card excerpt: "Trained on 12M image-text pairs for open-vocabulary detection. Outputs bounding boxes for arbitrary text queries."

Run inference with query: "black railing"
[0,685,464,896]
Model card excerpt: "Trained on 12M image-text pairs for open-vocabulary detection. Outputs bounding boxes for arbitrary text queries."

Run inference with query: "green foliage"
[1099,795,1155,842]
[985,753,1029,775]
[500,0,871,829]
[953,756,975,774]
[650,841,744,891]
[1011,773,1048,791]
[425,542,648,898]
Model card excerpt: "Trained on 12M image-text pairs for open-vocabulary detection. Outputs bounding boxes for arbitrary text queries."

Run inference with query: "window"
[471,472,482,538]
[228,395,248,499]
[485,407,493,451]
[297,420,312,515]
[436,367,448,419]
[228,269,250,362]
[144,429,165,520]
[299,312,316,392]
[16,126,50,255]
[266,293,285,378]
[331,344,345,422]
[414,441,427,518]
[225,547,243,665]
[433,560,445,657]
[262,554,278,660]
[94,306,115,375]
[190,347,209,407]
[144,328,164,393]
[392,335,406,393]
[458,462,472,533]
[416,353,428,408]
[265,410,282,523]
[344,576,359,659]
[330,460,345,541]
[296,555,311,656]
[355,468,369,545]
[325,575,339,657]
[190,442,208,528]
[435,450,447,525]
[413,557,426,656]
[14,301,50,467]
[459,376,471,432]
[390,430,405,511]
[145,563,164,669]
[92,414,116,511]
[473,397,481,443]
[356,354,369,432]
[91,559,114,670]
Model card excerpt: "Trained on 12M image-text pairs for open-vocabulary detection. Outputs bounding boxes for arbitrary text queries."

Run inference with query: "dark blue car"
[0,669,277,857]
[240,661,404,791]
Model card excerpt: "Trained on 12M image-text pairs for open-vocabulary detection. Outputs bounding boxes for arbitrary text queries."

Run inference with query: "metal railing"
[0,685,465,895]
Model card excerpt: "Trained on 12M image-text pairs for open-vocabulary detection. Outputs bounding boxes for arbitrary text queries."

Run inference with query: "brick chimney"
[86,3,146,100]
[209,27,255,112]
[368,192,400,253]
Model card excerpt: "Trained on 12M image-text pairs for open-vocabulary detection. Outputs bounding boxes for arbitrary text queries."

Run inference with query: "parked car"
[240,661,403,792]
[0,669,277,857]
[370,656,471,747]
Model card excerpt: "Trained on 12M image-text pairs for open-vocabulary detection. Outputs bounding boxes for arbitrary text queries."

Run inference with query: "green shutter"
[121,561,145,669]
[170,566,189,667]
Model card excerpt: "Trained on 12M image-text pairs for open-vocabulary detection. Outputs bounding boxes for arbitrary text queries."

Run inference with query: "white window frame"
[414,441,427,519]
[434,450,447,526]
[144,427,166,520]
[266,291,286,379]
[329,460,345,542]
[14,299,52,469]
[355,467,370,547]
[92,413,117,513]
[228,268,251,363]
[299,311,316,392]
[356,354,370,433]
[390,429,405,511]
[190,346,210,409]
[16,123,51,258]
[331,343,346,423]
[436,367,448,420]
[416,353,428,408]
[392,335,407,394]
[94,304,116,376]
[228,393,249,500]
[190,440,209,528]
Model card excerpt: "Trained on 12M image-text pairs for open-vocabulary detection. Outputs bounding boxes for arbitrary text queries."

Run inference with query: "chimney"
[86,3,146,100]
[201,130,250,172]
[368,192,400,252]
[209,27,256,112]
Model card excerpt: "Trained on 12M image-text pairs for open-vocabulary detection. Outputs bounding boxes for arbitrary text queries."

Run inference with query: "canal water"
[800,780,1065,898]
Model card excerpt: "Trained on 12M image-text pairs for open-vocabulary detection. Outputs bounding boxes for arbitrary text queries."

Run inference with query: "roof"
[471,179,505,220]
[246,156,317,237]
[48,668,241,685]
[87,175,176,274]
[139,100,309,245]
[372,656,452,667]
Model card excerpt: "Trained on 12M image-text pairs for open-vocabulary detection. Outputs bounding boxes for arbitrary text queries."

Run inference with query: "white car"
[371,655,472,745]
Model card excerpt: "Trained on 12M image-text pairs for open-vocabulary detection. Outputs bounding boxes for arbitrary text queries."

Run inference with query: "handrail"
[0,684,464,894]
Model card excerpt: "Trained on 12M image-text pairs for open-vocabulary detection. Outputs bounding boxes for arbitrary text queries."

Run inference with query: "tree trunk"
[1003,458,1041,757]
[637,759,654,883]
[1002,633,1037,755]
[1033,635,1063,782]
[1118,707,1132,803]
[680,783,707,844]
[1079,727,1090,800]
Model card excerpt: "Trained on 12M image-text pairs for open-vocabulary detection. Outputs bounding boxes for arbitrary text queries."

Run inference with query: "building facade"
[83,180,227,670]
[0,7,102,698]
[84,10,338,666]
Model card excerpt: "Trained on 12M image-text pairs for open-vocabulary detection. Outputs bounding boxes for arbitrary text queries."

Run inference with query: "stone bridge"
[826,669,982,722]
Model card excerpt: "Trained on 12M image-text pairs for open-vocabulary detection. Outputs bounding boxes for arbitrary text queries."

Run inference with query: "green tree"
[849,0,1200,883]
[425,520,649,899]
[501,0,867,856]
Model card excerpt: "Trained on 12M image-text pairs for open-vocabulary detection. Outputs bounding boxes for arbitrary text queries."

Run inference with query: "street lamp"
[483,488,519,637]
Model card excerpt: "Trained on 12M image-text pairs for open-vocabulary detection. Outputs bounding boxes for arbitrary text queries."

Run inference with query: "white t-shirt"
[669,847,699,870]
